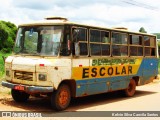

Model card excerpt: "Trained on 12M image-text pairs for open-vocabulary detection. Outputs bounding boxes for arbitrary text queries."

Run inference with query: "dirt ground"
[0,78,159,111]
[0,78,160,120]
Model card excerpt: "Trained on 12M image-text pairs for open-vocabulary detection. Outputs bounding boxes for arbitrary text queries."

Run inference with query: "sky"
[0,0,160,33]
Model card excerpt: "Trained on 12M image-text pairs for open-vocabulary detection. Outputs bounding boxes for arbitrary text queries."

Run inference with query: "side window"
[144,36,150,46]
[90,30,101,56]
[130,35,142,45]
[72,27,88,56]
[144,36,156,56]
[101,31,110,56]
[90,29,110,56]
[129,35,143,56]
[112,32,128,56]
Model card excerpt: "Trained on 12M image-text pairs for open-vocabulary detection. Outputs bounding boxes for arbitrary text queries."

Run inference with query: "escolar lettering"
[82,66,132,78]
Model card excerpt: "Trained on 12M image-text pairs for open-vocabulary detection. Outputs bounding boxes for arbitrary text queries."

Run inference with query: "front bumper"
[1,81,54,93]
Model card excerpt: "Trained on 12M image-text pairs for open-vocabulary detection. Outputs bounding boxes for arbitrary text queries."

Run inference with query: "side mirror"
[75,42,80,57]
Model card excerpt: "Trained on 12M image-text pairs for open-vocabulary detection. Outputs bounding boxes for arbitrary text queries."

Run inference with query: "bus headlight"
[38,74,47,81]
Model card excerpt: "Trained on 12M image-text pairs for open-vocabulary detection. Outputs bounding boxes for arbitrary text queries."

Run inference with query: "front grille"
[14,71,33,81]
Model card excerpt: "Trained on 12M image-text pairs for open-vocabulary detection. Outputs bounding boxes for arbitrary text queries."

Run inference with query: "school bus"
[1,17,158,111]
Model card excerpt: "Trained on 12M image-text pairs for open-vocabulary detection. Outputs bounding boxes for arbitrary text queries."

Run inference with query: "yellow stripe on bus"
[72,58,142,80]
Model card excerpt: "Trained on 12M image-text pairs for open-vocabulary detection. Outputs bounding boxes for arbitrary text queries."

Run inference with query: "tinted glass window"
[80,43,88,55]
[90,30,110,56]
[144,36,150,46]
[130,46,143,56]
[72,28,88,56]
[112,45,128,56]
[101,44,110,56]
[90,30,101,42]
[101,31,110,43]
[130,35,142,45]
[145,47,150,56]
[90,44,101,55]
[112,32,128,44]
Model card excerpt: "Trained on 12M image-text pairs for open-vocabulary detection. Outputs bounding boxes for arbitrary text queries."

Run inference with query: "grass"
[0,52,12,94]
[0,52,12,81]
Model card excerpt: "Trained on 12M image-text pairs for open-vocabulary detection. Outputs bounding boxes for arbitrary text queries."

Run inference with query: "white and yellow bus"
[2,17,158,111]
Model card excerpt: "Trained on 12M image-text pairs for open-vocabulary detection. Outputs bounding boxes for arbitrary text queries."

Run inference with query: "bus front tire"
[124,79,136,97]
[51,84,71,111]
[11,89,30,102]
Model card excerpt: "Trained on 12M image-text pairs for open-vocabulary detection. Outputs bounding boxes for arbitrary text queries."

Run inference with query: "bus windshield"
[14,26,63,56]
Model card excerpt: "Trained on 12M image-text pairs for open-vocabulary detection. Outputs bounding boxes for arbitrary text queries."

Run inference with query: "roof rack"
[44,17,68,21]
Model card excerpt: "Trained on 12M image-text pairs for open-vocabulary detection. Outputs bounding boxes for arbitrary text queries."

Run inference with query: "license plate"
[14,85,25,91]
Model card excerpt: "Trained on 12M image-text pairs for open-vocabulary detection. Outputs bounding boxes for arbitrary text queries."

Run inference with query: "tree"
[153,33,160,39]
[139,27,147,33]
[0,21,17,53]
[0,24,8,49]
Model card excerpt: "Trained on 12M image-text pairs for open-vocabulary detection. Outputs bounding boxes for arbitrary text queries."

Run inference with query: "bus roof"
[19,17,156,37]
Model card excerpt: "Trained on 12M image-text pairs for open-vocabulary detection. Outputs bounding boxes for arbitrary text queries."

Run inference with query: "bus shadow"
[0,96,52,111]
[67,90,158,111]
[1,90,157,112]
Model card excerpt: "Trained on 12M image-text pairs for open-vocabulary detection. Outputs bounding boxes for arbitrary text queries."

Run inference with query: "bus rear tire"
[51,84,71,111]
[11,89,30,102]
[124,79,136,97]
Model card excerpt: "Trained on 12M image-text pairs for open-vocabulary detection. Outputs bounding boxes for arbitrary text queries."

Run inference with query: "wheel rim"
[127,81,135,95]
[59,89,69,106]
[128,83,133,92]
